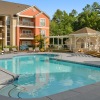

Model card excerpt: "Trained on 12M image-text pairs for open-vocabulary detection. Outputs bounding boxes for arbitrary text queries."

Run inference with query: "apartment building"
[0,1,49,49]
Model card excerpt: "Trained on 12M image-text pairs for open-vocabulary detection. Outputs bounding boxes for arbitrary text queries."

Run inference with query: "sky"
[4,0,100,19]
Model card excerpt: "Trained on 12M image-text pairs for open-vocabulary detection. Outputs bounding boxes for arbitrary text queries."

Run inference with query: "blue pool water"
[0,54,100,98]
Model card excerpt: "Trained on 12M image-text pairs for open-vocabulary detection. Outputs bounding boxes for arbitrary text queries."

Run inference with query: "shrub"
[40,48,45,52]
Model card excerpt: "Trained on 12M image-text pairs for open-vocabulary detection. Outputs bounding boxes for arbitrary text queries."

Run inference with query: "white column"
[53,38,54,45]
[11,17,17,46]
[88,37,91,50]
[58,37,59,49]
[74,36,76,49]
[70,37,72,50]
[96,36,99,52]
[4,16,7,46]
[61,38,63,46]
[85,36,88,48]
[17,16,19,25]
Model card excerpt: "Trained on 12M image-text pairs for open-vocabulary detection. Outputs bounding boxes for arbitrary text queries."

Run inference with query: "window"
[7,42,10,45]
[7,17,10,25]
[40,18,46,26]
[41,30,46,37]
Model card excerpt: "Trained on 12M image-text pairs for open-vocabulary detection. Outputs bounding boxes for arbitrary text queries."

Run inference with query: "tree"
[69,9,77,16]
[34,35,44,49]
[50,2,100,35]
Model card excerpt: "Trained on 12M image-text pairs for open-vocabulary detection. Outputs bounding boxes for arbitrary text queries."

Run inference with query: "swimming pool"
[0,54,100,98]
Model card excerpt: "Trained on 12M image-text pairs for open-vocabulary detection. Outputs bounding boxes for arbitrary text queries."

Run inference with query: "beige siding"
[11,17,17,46]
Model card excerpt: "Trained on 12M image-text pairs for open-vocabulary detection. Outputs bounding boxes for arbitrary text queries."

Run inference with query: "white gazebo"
[68,27,100,52]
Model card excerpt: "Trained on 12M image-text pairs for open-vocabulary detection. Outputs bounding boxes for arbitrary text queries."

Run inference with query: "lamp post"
[1,29,4,54]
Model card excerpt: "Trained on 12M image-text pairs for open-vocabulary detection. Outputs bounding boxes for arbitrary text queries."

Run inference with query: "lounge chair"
[35,47,40,52]
[28,47,34,53]
[91,53,100,57]
[12,48,18,53]
[3,48,10,53]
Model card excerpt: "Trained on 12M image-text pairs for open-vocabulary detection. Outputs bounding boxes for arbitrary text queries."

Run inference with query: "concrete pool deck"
[0,52,100,100]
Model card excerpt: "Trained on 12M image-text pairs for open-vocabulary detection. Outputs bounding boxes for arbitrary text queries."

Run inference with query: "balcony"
[19,21,34,28]
[20,33,34,40]
[0,33,5,39]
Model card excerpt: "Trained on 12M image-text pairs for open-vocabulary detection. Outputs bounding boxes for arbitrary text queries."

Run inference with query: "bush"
[40,48,45,52]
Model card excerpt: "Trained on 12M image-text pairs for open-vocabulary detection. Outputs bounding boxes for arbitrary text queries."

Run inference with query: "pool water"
[0,54,100,98]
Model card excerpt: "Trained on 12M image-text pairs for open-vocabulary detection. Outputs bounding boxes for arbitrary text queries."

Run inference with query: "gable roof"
[0,1,50,18]
[71,27,99,34]
[0,1,30,16]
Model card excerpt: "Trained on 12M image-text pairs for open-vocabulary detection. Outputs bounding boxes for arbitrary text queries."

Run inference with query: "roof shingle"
[71,27,99,34]
[0,1,30,15]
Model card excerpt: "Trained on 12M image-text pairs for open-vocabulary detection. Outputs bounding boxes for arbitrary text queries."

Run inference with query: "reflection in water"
[0,55,100,98]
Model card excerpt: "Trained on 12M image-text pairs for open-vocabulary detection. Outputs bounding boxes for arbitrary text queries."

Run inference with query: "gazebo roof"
[71,27,99,34]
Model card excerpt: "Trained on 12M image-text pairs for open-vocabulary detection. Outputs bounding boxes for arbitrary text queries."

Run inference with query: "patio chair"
[28,47,35,53]
[91,52,100,57]
[3,48,10,53]
[12,48,18,53]
[35,47,40,52]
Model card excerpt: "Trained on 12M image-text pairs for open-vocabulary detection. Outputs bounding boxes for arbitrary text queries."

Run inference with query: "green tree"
[34,35,44,49]
[50,2,100,35]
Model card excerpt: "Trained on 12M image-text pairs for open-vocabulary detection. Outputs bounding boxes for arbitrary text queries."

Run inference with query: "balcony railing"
[0,33,5,38]
[20,33,34,38]
[0,21,3,26]
[19,21,34,26]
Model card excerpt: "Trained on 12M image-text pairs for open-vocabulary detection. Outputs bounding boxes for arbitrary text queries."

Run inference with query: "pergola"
[44,27,100,52]
[44,35,69,50]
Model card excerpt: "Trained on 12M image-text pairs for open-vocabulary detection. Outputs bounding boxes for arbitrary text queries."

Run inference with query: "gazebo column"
[53,38,54,46]
[85,36,88,49]
[61,38,63,46]
[69,37,72,50]
[88,37,91,50]
[74,36,76,49]
[58,37,59,50]
[96,36,99,52]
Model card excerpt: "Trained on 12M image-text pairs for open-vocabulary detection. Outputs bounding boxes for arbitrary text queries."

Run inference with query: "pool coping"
[0,52,100,100]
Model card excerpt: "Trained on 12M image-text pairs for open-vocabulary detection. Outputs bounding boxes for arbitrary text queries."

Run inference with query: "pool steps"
[0,67,19,89]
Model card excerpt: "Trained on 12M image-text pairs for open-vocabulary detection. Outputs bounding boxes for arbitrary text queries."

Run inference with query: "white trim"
[18,15,33,18]
[0,25,3,27]
[17,25,49,29]
[35,26,49,29]
[35,12,43,17]
[17,6,34,15]
[17,5,49,18]
[70,33,100,36]
[17,25,34,28]
[20,38,34,40]
[45,35,69,38]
